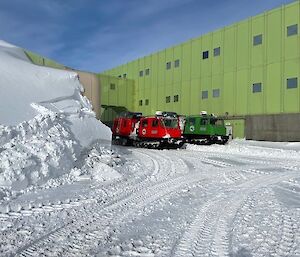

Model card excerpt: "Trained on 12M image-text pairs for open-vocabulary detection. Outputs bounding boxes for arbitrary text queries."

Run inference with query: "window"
[166,96,171,103]
[174,95,179,102]
[141,120,148,127]
[287,77,298,89]
[110,83,115,90]
[253,34,262,46]
[123,73,127,78]
[122,120,127,128]
[145,99,149,105]
[213,89,220,98]
[118,75,122,78]
[139,70,143,77]
[202,51,209,59]
[139,100,143,106]
[189,118,195,126]
[214,47,220,56]
[152,119,158,127]
[202,90,208,99]
[166,62,171,70]
[287,24,298,37]
[200,118,208,125]
[252,83,262,93]
[174,59,180,68]
[145,68,150,76]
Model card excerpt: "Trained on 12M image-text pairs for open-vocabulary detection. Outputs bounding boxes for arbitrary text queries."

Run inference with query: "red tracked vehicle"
[112,111,184,149]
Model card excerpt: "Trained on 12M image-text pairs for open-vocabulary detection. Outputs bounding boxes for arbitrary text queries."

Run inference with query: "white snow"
[0,40,111,196]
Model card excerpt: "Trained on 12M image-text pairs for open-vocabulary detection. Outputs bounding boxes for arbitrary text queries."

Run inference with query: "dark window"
[200,118,208,125]
[166,62,171,70]
[252,83,262,93]
[123,73,127,78]
[110,83,115,90]
[166,96,171,103]
[145,68,150,76]
[202,90,208,99]
[287,24,298,37]
[174,95,179,102]
[189,118,196,126]
[287,77,298,89]
[213,89,220,98]
[202,51,209,59]
[139,70,143,77]
[174,59,180,68]
[152,119,158,127]
[118,75,122,78]
[213,47,220,56]
[139,100,143,106]
[145,99,149,105]
[253,34,262,46]
[142,120,148,127]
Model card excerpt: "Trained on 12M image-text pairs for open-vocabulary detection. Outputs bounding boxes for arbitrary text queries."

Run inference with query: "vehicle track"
[15,149,204,257]
[173,171,300,257]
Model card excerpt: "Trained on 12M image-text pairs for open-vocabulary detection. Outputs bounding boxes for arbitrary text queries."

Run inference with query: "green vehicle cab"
[183,113,229,144]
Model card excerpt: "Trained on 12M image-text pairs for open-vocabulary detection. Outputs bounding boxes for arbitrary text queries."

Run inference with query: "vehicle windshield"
[210,118,224,126]
[161,118,178,128]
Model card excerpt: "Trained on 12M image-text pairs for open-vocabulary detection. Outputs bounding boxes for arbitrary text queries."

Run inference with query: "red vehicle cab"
[112,112,143,145]
[135,112,184,148]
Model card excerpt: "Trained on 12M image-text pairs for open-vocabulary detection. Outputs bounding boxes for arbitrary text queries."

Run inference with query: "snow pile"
[0,40,111,197]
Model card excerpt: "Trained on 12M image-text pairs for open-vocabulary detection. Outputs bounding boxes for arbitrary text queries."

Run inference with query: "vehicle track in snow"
[14,148,205,257]
[173,171,300,257]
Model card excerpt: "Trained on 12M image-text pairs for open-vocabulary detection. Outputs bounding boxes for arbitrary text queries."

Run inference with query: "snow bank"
[0,40,111,197]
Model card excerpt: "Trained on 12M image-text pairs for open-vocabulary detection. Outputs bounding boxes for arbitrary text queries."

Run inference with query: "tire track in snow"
[15,150,204,257]
[173,171,300,257]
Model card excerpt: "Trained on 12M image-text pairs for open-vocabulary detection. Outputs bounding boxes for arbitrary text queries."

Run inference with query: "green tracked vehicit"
[183,113,229,145]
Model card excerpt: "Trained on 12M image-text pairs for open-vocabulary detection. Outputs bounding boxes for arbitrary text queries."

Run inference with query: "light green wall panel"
[249,67,264,114]
[223,26,236,73]
[182,42,192,82]
[266,63,281,113]
[235,70,248,115]
[181,80,191,115]
[223,72,235,115]
[191,39,201,79]
[237,21,250,70]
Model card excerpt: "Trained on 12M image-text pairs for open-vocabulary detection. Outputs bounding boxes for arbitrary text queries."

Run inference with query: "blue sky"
[0,0,295,72]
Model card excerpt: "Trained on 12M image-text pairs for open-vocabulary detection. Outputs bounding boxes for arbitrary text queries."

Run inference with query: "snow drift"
[0,40,111,196]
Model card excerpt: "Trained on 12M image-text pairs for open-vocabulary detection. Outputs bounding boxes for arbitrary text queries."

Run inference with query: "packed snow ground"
[0,140,299,257]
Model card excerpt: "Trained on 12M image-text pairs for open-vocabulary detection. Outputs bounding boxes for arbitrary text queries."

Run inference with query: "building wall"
[102,1,300,122]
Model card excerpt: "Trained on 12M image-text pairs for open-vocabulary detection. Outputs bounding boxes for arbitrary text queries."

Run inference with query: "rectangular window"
[213,47,220,56]
[202,51,209,59]
[287,24,298,37]
[142,120,148,127]
[202,90,208,99]
[139,100,143,106]
[145,68,150,76]
[152,119,158,127]
[118,75,122,78]
[287,77,298,89]
[174,95,179,102]
[166,96,171,103]
[200,118,208,125]
[123,73,127,78]
[253,34,262,46]
[145,99,149,105]
[110,83,115,90]
[174,59,180,68]
[252,83,262,93]
[166,62,171,70]
[139,70,143,77]
[212,89,220,98]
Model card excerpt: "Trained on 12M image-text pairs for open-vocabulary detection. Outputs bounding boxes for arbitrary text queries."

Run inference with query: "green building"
[100,1,300,141]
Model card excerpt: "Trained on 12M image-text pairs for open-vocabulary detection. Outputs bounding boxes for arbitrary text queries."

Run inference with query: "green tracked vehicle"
[183,113,229,145]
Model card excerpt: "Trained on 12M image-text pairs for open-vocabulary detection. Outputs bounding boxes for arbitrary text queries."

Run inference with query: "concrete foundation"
[245,113,300,142]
